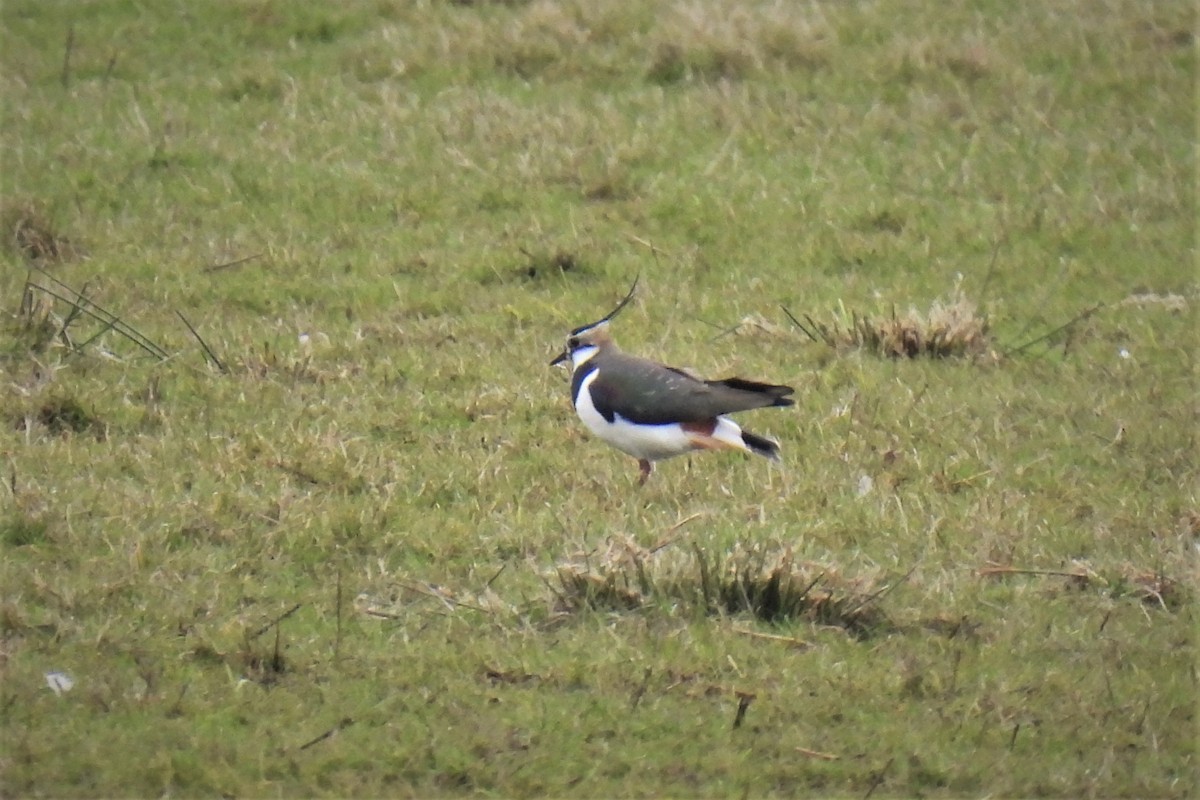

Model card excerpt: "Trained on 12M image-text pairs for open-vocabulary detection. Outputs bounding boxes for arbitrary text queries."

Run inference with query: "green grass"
[2,0,1196,796]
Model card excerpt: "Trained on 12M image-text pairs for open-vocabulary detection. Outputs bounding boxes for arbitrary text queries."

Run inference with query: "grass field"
[2,0,1196,796]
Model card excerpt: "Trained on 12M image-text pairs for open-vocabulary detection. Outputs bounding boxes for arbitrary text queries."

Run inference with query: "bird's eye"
[567,336,580,349]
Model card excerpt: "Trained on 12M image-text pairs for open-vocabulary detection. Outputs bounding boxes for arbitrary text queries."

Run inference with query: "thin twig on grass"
[298,717,355,751]
[630,667,652,710]
[484,563,507,589]
[251,603,302,638]
[731,626,809,648]
[34,279,166,359]
[626,233,668,261]
[203,251,263,273]
[272,626,283,677]
[977,235,1004,309]
[649,512,703,553]
[28,269,170,359]
[732,691,755,729]
[863,756,895,799]
[706,320,743,343]
[796,746,840,761]
[1005,303,1104,355]
[274,461,323,485]
[693,543,714,610]
[61,25,74,89]
[176,310,227,372]
[483,665,541,685]
[334,568,343,659]
[780,304,822,344]
[73,316,121,353]
[843,565,916,620]
[977,566,1090,579]
[55,277,90,343]
[357,602,405,620]
[397,579,493,615]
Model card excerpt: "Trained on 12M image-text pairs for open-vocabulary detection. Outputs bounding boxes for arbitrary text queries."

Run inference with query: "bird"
[550,277,795,484]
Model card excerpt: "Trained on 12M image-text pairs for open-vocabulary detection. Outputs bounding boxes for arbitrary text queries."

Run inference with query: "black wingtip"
[741,430,781,461]
[712,377,795,404]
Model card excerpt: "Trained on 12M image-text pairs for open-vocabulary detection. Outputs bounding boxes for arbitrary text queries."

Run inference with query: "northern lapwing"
[550,277,795,484]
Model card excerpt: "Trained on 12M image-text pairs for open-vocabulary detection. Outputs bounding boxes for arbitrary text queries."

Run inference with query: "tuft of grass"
[785,287,993,359]
[0,200,81,264]
[11,394,104,438]
[7,272,171,361]
[8,279,60,355]
[552,537,894,635]
[0,510,49,548]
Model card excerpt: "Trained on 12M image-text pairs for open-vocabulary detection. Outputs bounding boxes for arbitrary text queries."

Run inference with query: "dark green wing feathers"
[583,352,794,425]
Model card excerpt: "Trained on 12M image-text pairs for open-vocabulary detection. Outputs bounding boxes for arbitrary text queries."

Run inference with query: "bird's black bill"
[554,275,638,366]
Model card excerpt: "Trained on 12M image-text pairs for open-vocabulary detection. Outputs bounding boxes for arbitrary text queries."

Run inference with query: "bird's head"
[550,276,638,369]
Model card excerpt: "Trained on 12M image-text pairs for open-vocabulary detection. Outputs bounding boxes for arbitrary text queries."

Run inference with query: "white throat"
[569,345,600,370]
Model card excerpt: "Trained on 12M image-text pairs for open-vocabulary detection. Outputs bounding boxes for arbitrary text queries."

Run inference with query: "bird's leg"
[637,459,653,486]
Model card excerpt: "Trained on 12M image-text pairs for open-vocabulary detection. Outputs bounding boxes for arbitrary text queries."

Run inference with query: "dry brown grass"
[550,536,895,635]
[978,553,1194,612]
[1,200,80,264]
[647,2,831,82]
[785,288,994,359]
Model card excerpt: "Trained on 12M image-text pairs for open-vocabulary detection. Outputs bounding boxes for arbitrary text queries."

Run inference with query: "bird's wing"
[588,353,793,425]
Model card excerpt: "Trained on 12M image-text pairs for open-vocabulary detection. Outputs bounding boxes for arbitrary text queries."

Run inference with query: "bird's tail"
[698,418,781,462]
[740,429,782,462]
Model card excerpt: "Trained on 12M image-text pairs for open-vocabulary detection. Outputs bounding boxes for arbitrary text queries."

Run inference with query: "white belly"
[574,370,700,461]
